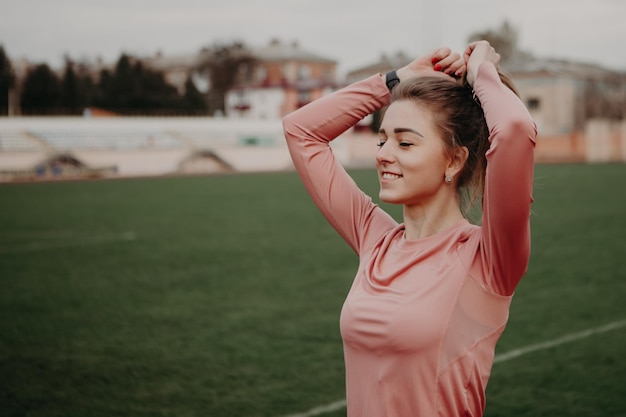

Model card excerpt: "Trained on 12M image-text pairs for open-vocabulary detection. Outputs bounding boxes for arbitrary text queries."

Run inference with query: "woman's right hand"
[464,40,501,87]
[396,47,465,82]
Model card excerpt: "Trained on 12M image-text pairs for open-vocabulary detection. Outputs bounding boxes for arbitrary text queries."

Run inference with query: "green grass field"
[1,163,625,417]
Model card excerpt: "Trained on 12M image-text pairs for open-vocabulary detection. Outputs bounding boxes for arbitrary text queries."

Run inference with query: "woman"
[282,41,536,416]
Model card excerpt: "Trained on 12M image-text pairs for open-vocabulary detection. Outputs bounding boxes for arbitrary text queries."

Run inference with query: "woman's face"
[375,100,450,206]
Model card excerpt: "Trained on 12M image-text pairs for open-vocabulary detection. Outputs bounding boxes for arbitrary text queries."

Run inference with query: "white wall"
[225,88,286,119]
[585,119,626,163]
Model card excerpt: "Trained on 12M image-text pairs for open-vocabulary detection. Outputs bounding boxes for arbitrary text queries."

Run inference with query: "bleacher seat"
[0,130,44,152]
[29,130,183,151]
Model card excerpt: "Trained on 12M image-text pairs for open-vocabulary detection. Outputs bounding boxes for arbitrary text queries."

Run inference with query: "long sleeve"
[474,62,537,295]
[282,74,397,254]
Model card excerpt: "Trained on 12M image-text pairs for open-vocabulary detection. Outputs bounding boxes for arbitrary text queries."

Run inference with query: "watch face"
[386,71,400,91]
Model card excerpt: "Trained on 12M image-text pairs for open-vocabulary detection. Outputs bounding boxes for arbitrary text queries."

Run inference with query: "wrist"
[385,70,400,92]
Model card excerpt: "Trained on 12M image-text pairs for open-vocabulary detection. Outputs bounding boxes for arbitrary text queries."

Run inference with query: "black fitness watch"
[385,70,400,91]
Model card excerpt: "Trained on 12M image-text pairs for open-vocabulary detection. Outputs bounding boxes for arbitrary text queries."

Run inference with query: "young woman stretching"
[282,40,536,416]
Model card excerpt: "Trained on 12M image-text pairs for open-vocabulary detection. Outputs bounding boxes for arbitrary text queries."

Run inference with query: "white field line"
[493,319,626,363]
[281,318,626,417]
[282,400,348,417]
[0,231,137,254]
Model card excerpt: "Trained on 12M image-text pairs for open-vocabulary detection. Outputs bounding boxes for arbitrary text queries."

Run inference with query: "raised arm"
[282,74,396,254]
[466,41,537,295]
[283,48,466,254]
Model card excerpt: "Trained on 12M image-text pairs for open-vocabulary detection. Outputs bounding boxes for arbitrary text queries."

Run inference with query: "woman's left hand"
[397,47,465,82]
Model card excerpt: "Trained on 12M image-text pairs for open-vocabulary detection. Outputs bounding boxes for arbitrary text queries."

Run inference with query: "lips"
[381,172,402,180]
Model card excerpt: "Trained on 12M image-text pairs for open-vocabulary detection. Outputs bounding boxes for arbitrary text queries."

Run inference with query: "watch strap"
[385,70,400,91]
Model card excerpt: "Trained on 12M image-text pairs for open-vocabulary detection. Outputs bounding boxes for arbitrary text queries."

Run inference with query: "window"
[527,97,541,110]
[297,65,311,80]
[256,67,267,82]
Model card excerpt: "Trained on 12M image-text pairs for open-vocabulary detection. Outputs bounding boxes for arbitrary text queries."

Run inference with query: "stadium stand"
[29,129,183,151]
[0,117,294,181]
[0,130,46,152]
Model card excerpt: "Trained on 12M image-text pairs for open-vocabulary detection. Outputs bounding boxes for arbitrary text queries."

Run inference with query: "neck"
[402,196,465,240]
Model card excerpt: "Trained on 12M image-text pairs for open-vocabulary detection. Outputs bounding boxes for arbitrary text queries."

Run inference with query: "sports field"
[1,163,625,417]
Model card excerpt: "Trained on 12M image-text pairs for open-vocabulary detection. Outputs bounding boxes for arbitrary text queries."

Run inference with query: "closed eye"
[377,139,413,148]
[378,127,420,149]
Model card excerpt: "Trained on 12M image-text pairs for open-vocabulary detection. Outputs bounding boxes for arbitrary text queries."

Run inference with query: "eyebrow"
[378,127,424,138]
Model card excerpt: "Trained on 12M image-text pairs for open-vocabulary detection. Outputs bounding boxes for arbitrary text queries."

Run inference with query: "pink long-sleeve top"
[282,62,537,417]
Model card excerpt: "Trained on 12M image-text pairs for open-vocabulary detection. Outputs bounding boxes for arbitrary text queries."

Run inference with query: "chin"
[378,192,403,205]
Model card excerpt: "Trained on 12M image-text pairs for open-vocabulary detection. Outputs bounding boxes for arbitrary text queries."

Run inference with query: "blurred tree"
[20,64,62,114]
[61,58,87,113]
[467,20,533,65]
[75,62,97,110]
[181,75,207,113]
[0,45,16,114]
[198,41,257,115]
[105,54,135,110]
[131,61,180,110]
[60,58,98,114]
[95,54,182,114]
[94,67,113,109]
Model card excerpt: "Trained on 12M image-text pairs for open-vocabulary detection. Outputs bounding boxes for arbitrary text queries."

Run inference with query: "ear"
[445,146,469,180]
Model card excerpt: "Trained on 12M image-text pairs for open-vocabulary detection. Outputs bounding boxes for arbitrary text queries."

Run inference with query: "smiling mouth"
[381,172,402,180]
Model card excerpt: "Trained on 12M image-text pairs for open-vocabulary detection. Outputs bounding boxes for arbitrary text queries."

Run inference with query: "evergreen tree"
[467,20,533,66]
[75,62,97,109]
[182,75,206,113]
[109,54,135,110]
[60,58,98,114]
[132,61,179,111]
[95,54,184,114]
[61,58,81,112]
[20,64,62,114]
[0,45,16,114]
[94,68,113,109]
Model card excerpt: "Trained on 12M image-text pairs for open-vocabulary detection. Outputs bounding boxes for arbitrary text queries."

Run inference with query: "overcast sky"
[1,0,625,76]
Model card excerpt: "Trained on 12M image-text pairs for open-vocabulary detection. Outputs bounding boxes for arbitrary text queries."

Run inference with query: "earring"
[445,175,453,184]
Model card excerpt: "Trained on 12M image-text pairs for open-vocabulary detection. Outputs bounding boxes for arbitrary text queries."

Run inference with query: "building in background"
[4,26,625,184]
[341,52,414,132]
[143,51,209,95]
[508,58,624,136]
[141,39,338,119]
[224,39,337,119]
[344,52,412,85]
[344,54,626,163]
[508,58,625,162]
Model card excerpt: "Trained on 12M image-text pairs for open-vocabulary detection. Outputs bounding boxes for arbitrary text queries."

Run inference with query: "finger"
[449,60,466,77]
[431,47,452,64]
[454,64,467,78]
[434,52,461,72]
[463,40,490,62]
[471,40,490,49]
[441,61,466,78]
[445,59,465,77]
[463,44,476,63]
[494,52,502,66]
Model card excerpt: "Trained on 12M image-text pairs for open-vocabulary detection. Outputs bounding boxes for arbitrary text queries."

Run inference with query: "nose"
[375,141,394,166]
